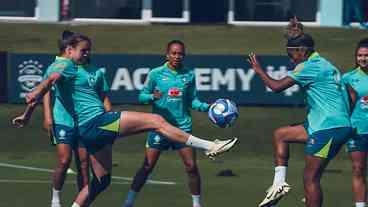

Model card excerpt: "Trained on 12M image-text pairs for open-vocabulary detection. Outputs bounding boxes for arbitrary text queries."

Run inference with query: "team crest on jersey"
[17,60,44,98]
[360,96,368,109]
[88,73,97,87]
[168,88,182,97]
[351,78,360,86]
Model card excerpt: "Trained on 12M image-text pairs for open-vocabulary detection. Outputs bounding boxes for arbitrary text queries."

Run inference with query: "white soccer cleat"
[51,202,61,207]
[258,182,291,207]
[205,137,239,159]
[66,168,76,175]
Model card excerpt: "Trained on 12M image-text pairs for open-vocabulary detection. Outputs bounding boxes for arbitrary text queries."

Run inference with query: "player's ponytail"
[58,30,91,54]
[62,30,74,40]
[285,17,315,57]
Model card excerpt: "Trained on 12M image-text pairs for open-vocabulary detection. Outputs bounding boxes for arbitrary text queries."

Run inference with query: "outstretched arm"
[26,73,61,105]
[12,104,36,128]
[188,77,209,112]
[12,73,61,128]
[248,53,295,92]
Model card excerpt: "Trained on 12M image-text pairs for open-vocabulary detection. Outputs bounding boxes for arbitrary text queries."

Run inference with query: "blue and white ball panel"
[208,99,239,128]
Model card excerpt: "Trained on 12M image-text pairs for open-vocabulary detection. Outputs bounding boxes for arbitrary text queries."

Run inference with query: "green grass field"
[0,22,366,206]
[0,104,355,207]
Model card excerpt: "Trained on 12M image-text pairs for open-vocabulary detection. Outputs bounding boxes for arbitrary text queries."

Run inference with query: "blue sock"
[123,190,137,207]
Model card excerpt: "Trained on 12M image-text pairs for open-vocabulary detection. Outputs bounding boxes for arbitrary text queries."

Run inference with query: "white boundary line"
[0,162,177,185]
[0,179,130,185]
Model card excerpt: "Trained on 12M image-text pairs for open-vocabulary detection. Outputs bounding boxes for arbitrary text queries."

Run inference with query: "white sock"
[51,188,61,204]
[186,135,213,150]
[273,166,287,185]
[123,190,138,207]
[71,203,80,207]
[356,202,366,207]
[192,195,202,207]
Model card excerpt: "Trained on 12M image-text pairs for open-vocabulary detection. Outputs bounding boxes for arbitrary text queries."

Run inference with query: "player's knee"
[352,164,366,178]
[151,114,169,133]
[273,127,287,141]
[303,171,319,184]
[142,165,154,174]
[58,158,72,170]
[183,161,198,174]
[150,114,165,126]
[142,161,155,174]
[79,161,89,176]
[79,156,89,169]
[151,114,165,124]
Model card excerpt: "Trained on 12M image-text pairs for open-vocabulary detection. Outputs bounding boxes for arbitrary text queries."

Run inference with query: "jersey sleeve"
[138,70,155,104]
[287,62,317,87]
[188,73,209,112]
[341,72,351,85]
[48,61,76,80]
[43,67,51,80]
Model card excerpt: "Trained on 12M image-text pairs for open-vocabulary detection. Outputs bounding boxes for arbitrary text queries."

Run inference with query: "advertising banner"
[7,53,304,105]
[0,52,7,102]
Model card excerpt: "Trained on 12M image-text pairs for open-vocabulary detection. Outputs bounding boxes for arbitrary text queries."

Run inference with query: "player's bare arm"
[11,73,61,128]
[102,94,112,112]
[42,91,53,131]
[248,52,295,92]
[26,72,61,105]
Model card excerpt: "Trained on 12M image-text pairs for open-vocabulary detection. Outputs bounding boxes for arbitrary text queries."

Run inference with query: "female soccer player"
[248,25,352,207]
[13,31,238,207]
[42,37,112,206]
[122,40,209,207]
[342,38,368,207]
[43,71,89,207]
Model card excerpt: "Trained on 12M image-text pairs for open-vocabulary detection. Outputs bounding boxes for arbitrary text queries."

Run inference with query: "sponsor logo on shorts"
[59,129,66,140]
[308,138,315,145]
[154,135,161,144]
[349,140,356,148]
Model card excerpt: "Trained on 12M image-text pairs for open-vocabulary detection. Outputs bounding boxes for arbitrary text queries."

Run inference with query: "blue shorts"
[305,127,352,160]
[146,131,187,151]
[346,133,368,153]
[79,112,121,154]
[52,124,84,148]
[289,121,308,129]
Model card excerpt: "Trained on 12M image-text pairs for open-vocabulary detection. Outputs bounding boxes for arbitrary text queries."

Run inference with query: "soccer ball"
[208,99,239,128]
